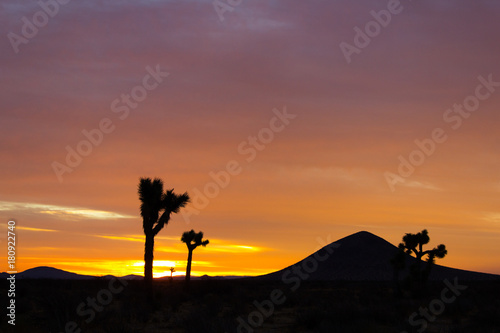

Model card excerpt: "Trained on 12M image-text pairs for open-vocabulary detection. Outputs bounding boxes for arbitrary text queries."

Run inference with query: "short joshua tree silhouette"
[169,267,175,281]
[138,177,190,293]
[181,230,209,284]
[398,229,447,291]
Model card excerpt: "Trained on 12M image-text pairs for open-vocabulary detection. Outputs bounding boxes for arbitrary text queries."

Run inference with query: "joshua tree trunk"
[416,252,423,287]
[138,177,190,297]
[181,230,209,289]
[398,229,448,297]
[185,249,193,283]
[144,232,154,290]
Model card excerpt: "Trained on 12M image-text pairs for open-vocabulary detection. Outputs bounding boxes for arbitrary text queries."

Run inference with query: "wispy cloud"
[400,180,442,191]
[95,234,266,253]
[278,166,381,186]
[288,167,442,192]
[96,235,143,242]
[21,246,58,251]
[96,234,178,242]
[207,239,265,253]
[131,260,214,268]
[16,226,58,232]
[483,212,500,223]
[0,201,134,220]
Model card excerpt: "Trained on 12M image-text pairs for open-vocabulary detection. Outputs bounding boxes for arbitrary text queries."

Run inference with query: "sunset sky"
[1,0,499,278]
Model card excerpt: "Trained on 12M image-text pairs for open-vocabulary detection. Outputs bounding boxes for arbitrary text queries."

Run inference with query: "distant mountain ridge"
[0,266,244,280]
[0,266,102,280]
[2,232,499,281]
[257,231,500,281]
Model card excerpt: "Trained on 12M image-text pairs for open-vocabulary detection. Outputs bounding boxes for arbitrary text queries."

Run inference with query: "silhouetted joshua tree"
[169,267,175,282]
[181,230,209,284]
[138,177,189,292]
[398,229,447,290]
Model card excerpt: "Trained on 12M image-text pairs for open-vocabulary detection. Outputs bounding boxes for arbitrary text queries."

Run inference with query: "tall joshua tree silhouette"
[138,177,189,291]
[181,230,209,284]
[398,229,447,288]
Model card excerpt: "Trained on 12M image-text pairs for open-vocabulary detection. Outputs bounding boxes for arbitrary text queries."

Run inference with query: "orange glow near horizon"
[3,211,500,278]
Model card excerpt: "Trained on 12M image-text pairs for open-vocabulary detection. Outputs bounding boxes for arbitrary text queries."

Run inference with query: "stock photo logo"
[385,74,500,192]
[180,106,296,223]
[213,0,244,22]
[236,237,341,333]
[8,0,72,54]
[340,0,404,64]
[51,65,169,182]
[401,278,468,333]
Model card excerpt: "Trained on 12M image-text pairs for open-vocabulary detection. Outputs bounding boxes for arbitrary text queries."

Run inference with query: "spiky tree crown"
[399,229,447,261]
[139,177,163,228]
[181,230,209,250]
[138,177,190,235]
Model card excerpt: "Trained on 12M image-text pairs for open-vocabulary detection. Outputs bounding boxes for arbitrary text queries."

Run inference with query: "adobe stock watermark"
[385,74,500,192]
[7,0,72,54]
[236,235,341,333]
[51,64,169,183]
[340,0,404,64]
[6,220,17,326]
[401,277,467,333]
[53,277,128,333]
[213,0,243,22]
[180,106,296,223]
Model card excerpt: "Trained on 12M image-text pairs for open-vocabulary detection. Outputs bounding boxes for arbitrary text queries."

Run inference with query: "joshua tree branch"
[153,211,171,236]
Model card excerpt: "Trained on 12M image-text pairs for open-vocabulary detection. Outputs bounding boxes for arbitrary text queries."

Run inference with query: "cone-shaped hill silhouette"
[257,231,500,281]
[2,266,96,280]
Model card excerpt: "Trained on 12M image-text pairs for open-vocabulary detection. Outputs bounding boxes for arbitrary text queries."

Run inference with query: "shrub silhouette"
[170,267,176,281]
[181,230,209,284]
[397,229,447,292]
[138,177,189,292]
